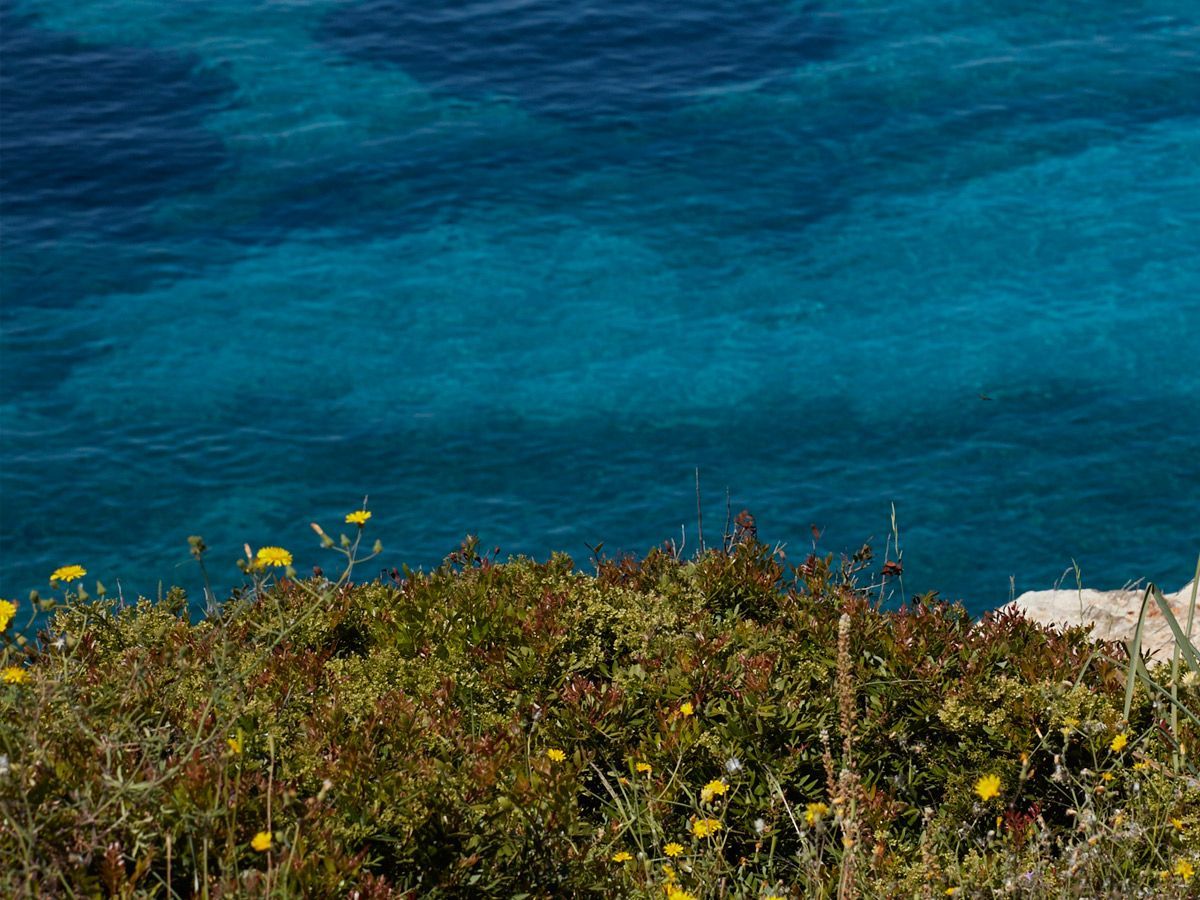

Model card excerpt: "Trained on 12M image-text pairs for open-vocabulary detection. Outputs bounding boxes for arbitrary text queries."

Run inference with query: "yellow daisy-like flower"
[1100,772,1114,782]
[1175,859,1194,883]
[227,732,244,756]
[255,547,292,568]
[662,864,676,881]
[805,802,830,826]
[1171,818,1184,831]
[51,565,87,583]
[2,666,29,684]
[700,779,728,802]
[663,842,684,858]
[666,888,696,900]
[975,774,1002,802]
[611,850,633,863]
[546,748,566,763]
[636,761,652,774]
[679,702,694,717]
[691,818,722,838]
[1134,760,1151,771]
[0,599,15,631]
[251,831,272,852]
[345,510,372,525]
[1110,732,1128,752]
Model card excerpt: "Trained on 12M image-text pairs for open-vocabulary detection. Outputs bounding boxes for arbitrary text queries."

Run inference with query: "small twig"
[724,488,732,552]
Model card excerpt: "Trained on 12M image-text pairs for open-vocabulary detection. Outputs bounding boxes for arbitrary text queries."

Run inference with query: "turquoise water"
[1,0,1198,612]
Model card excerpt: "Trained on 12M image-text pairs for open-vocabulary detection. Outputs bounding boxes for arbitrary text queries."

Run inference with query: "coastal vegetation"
[1,512,1197,897]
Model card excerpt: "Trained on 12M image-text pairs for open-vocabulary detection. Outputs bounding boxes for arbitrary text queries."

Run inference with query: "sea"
[2,0,1198,616]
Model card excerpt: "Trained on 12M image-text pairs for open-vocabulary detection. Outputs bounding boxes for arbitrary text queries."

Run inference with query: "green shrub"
[0,526,1196,897]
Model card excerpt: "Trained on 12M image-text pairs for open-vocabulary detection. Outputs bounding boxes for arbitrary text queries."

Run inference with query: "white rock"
[1007,580,1198,661]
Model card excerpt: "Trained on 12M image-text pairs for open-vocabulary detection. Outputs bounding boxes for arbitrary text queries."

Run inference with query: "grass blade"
[1123,586,1153,721]
[1151,585,1199,671]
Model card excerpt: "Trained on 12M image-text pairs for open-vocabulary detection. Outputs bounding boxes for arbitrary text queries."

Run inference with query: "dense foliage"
[2,530,1197,898]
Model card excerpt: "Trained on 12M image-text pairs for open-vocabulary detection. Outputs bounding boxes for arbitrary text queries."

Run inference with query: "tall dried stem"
[835,612,860,900]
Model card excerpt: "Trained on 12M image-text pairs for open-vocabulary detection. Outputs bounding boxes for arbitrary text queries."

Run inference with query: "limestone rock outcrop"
[1009,580,1197,660]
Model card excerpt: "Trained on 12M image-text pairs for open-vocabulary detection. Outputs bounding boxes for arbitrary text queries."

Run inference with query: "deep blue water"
[2,0,1198,614]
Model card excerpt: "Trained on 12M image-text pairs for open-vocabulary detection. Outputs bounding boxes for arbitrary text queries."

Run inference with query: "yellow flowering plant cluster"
[691,818,722,839]
[255,547,293,569]
[804,802,830,827]
[50,565,87,584]
[974,774,1002,803]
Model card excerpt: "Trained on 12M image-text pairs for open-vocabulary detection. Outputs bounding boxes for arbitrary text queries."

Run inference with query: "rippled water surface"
[2,0,1198,612]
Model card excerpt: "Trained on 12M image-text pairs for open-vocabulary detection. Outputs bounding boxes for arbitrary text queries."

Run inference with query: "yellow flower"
[765,896,786,900]
[251,831,272,852]
[1175,859,1194,883]
[0,600,15,631]
[665,888,696,900]
[1171,818,1184,831]
[679,702,694,717]
[975,774,1002,802]
[691,818,722,838]
[255,547,292,568]
[227,732,244,755]
[1110,732,1128,752]
[805,801,830,826]
[663,842,684,858]
[662,864,676,881]
[51,565,86,583]
[700,779,728,802]
[612,851,633,863]
[2,666,28,684]
[1100,772,1114,782]
[1134,760,1151,771]
[636,761,652,774]
[345,510,372,525]
[945,890,960,897]
[546,748,566,763]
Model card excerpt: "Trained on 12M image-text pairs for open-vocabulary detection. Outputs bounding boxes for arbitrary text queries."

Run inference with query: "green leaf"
[1151,585,1199,671]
